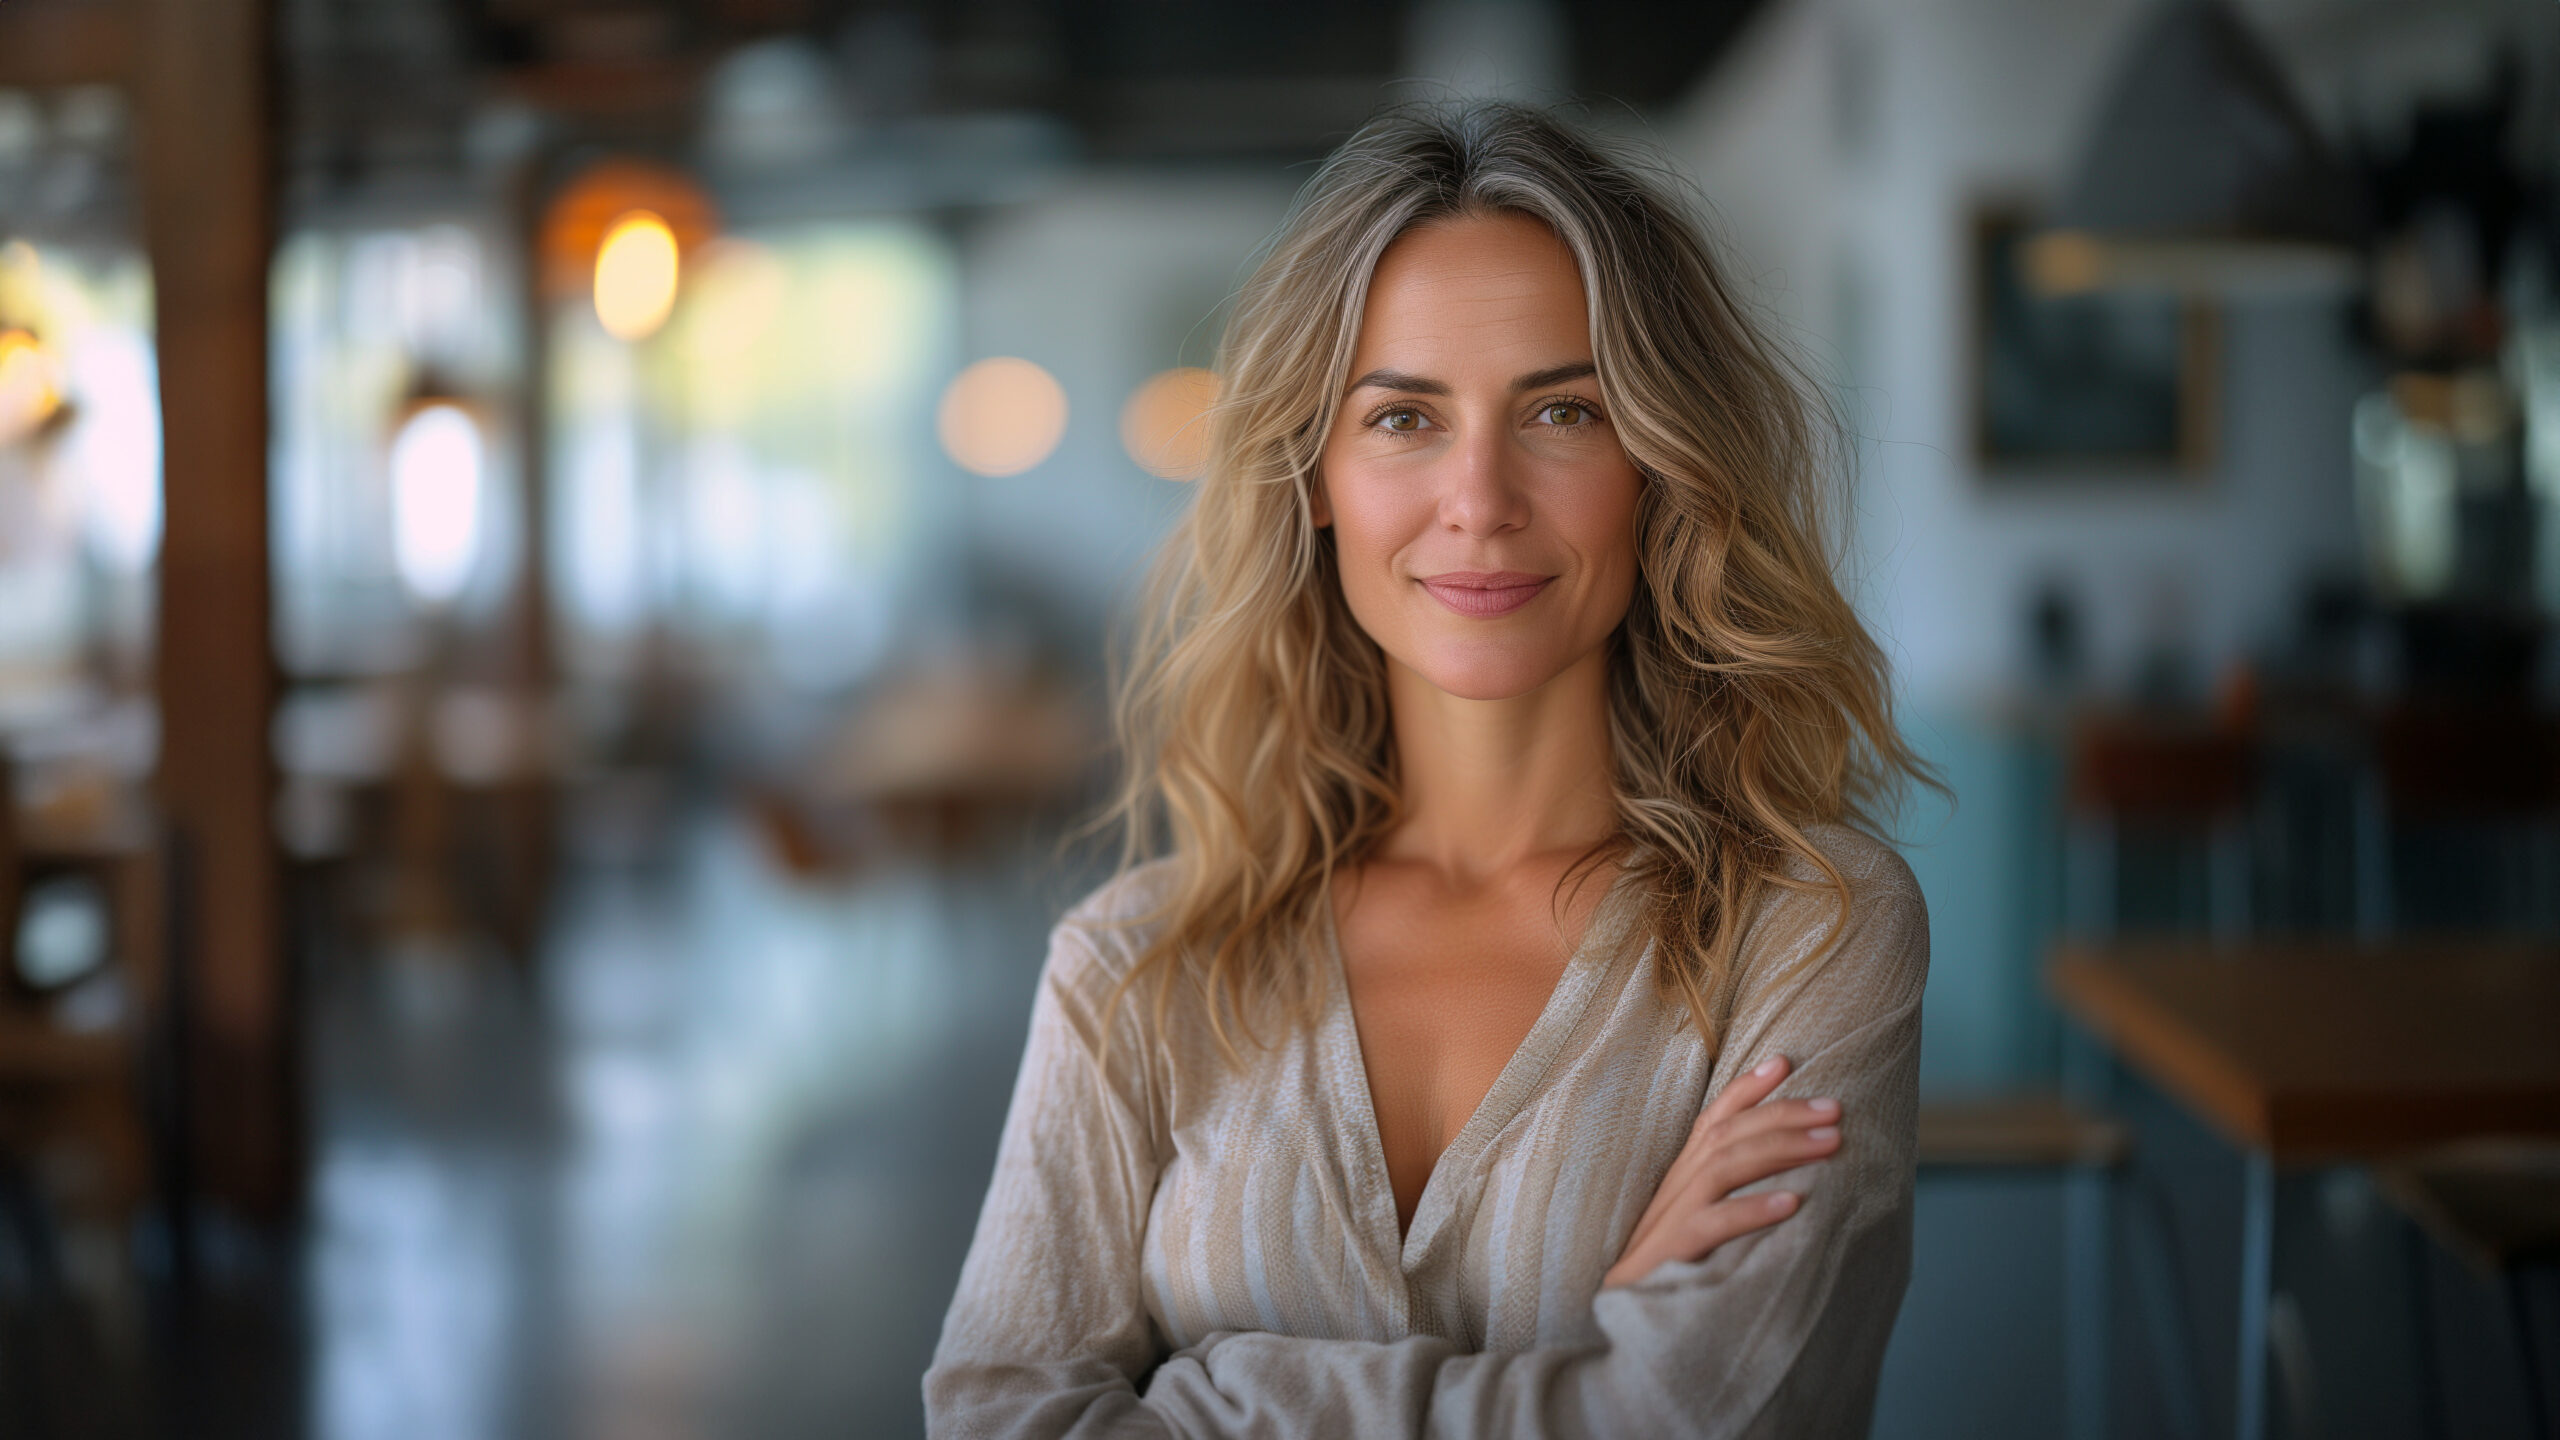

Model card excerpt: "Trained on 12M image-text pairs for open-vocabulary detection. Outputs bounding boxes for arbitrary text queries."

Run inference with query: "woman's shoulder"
[1044,857,1186,997]
[1781,821,1923,907]
[1735,821,1928,998]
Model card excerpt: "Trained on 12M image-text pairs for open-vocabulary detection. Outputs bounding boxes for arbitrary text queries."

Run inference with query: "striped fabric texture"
[927,823,1929,1440]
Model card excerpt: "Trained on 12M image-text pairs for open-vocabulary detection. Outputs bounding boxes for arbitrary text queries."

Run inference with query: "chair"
[2064,713,2256,940]
[0,746,41,1288]
[2353,706,2560,1436]
[2357,705,2560,939]
[2031,711,2259,1440]
[0,744,157,1303]
[2374,1138,2560,1439]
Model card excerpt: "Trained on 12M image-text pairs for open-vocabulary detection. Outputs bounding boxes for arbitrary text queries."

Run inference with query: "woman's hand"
[1601,1053,1843,1289]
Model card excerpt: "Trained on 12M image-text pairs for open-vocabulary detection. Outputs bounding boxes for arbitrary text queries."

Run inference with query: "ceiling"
[281,0,1770,181]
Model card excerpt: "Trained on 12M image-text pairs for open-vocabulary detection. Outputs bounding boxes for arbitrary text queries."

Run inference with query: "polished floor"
[6,806,2551,1439]
[0,808,1091,1440]
[305,816,1087,1440]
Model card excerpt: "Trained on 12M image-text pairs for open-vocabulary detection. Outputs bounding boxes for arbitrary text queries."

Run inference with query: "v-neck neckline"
[1318,857,1638,1273]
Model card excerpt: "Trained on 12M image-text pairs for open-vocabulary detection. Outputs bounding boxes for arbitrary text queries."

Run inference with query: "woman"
[926,102,1935,1439]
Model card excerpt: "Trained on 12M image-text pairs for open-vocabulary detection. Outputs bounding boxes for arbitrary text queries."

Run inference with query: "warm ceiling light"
[541,160,716,305]
[2042,0,2358,297]
[1119,367,1220,480]
[594,211,681,342]
[938,357,1068,477]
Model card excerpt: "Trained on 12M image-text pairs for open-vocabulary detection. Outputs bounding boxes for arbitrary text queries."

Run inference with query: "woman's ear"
[1308,472,1333,529]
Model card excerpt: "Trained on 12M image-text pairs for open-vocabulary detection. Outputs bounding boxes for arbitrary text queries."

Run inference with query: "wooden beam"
[138,0,293,1217]
[0,4,135,89]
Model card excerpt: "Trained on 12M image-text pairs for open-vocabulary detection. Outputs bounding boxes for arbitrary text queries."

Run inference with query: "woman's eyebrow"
[1345,368,1449,396]
[1513,361,1597,391]
[1344,360,1598,397]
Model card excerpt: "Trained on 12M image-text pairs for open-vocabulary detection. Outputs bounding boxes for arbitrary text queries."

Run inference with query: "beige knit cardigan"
[926,823,1929,1439]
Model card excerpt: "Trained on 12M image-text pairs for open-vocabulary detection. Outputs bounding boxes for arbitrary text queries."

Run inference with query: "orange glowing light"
[1119,367,1220,480]
[938,357,1069,477]
[594,211,681,342]
[539,158,717,305]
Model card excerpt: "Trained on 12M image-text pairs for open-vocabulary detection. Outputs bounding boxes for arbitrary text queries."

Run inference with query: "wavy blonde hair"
[1096,101,1934,1065]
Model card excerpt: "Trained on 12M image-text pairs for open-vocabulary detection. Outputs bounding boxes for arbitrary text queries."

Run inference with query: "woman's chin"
[1400,645,1582,704]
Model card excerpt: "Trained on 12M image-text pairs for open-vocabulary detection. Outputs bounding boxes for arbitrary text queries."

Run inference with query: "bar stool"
[2058,711,2259,1440]
[1915,1090,2140,1438]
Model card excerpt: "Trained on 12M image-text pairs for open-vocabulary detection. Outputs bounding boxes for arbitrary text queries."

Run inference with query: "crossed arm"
[924,867,1929,1440]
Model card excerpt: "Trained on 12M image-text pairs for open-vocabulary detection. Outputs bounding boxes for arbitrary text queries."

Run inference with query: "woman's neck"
[1378,646,1619,886]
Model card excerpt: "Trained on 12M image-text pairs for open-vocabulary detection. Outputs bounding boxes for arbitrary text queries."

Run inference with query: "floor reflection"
[308,813,1082,1440]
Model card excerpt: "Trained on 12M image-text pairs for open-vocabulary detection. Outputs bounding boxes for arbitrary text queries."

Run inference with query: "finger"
[1694,1054,1792,1136]
[1626,1068,1826,1270]
[1706,1095,1843,1140]
[1698,1096,1844,1153]
[1650,1094,1839,1228]
[1692,1123,1841,1202]
[1675,1189,1799,1258]
[1605,1190,1799,1289]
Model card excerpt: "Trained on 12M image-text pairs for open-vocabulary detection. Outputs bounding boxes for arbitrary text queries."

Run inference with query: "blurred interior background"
[0,0,2557,1436]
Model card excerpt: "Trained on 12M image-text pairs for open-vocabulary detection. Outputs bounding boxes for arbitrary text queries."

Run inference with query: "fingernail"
[1767,1191,1796,1210]
[1754,1057,1783,1077]
[1808,1125,1838,1141]
[1808,1097,1838,1115]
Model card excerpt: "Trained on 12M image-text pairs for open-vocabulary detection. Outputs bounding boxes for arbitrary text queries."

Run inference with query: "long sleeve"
[925,912,1180,1440]
[1131,852,1930,1440]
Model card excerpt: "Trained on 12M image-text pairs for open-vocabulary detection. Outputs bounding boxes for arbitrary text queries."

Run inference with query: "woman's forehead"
[1353,214,1591,374]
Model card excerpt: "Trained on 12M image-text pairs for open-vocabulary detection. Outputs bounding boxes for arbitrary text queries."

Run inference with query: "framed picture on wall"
[1970,204,2220,478]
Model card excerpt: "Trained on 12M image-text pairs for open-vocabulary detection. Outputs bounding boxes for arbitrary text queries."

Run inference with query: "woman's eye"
[1378,408,1425,433]
[1539,402,1592,427]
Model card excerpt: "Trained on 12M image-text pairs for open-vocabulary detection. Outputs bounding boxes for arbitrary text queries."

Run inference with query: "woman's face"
[1314,211,1643,704]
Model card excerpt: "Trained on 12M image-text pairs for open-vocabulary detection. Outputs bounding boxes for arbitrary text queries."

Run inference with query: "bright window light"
[389,402,485,607]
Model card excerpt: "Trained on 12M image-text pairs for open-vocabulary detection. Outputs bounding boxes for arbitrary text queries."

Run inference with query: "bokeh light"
[594,211,681,342]
[1119,367,1221,480]
[2021,229,2105,296]
[66,325,161,571]
[937,357,1068,477]
[388,402,485,606]
[685,239,787,361]
[0,328,62,446]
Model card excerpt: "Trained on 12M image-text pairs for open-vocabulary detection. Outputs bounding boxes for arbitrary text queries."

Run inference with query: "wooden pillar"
[514,156,559,698]
[138,0,293,1217]
[498,153,562,967]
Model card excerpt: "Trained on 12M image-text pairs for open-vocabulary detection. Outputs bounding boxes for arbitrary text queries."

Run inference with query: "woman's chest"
[1331,863,1618,1231]
[1138,976,1710,1353]
[1338,918,1570,1231]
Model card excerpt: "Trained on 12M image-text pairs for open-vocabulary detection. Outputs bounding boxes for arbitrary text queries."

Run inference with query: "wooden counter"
[2047,938,2560,1164]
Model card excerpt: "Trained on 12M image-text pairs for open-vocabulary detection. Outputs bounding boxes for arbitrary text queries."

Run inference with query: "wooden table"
[2048,939,2560,1440]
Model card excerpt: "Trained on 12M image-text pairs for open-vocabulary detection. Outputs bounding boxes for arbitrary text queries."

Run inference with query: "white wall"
[1649,0,2404,1094]
[1659,0,2374,710]
[950,169,1298,651]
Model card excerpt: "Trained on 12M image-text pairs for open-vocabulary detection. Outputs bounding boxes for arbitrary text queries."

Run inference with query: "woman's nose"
[1437,423,1530,537]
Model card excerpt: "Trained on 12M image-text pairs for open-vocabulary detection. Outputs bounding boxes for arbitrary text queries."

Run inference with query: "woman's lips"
[1417,571,1553,617]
